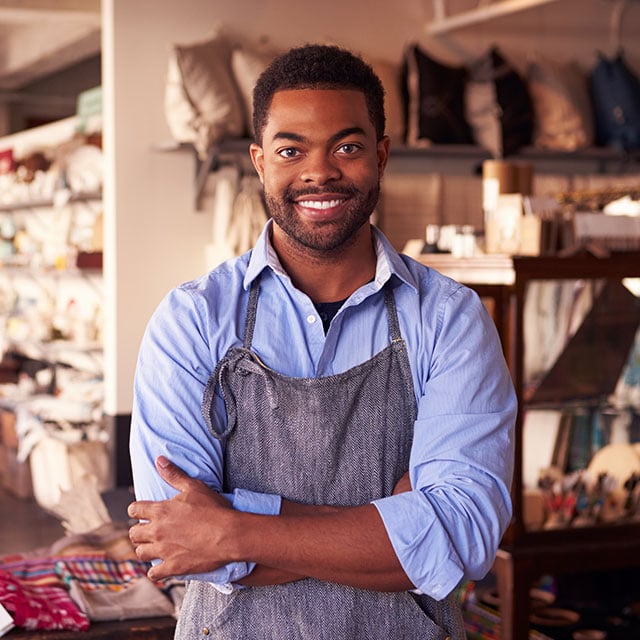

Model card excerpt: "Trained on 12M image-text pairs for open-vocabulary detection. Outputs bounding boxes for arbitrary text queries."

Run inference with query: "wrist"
[223,508,262,564]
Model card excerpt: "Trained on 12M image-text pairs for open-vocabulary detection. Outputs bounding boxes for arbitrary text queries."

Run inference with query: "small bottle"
[422,224,440,253]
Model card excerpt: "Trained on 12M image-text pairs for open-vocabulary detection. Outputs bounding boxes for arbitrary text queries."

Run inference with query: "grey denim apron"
[175,278,466,640]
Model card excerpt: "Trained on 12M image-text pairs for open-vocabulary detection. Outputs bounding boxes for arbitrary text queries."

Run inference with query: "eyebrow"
[272,127,368,145]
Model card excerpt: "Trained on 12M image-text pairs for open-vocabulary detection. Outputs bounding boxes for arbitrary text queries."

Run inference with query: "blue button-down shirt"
[130,221,516,600]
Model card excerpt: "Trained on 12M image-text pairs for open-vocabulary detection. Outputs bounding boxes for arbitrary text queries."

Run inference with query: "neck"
[271,223,377,303]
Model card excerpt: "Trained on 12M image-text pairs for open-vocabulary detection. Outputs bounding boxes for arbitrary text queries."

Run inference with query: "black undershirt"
[314,298,347,333]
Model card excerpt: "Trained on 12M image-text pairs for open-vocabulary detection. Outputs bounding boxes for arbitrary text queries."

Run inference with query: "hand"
[392,471,412,495]
[128,456,235,581]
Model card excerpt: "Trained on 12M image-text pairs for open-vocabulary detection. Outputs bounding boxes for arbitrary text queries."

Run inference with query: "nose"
[300,151,341,184]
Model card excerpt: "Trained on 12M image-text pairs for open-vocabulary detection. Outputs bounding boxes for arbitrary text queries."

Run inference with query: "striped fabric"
[0,556,63,588]
[55,556,151,591]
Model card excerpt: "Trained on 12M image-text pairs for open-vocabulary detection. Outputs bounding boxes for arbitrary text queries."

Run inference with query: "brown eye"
[278,147,299,159]
[336,143,361,155]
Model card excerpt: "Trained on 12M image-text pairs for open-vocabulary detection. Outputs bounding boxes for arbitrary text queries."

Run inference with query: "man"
[128,44,516,639]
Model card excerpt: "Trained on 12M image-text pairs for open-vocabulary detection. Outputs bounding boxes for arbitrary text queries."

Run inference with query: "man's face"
[250,88,389,254]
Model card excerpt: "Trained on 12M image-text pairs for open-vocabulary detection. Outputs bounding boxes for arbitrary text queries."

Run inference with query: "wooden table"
[6,616,176,639]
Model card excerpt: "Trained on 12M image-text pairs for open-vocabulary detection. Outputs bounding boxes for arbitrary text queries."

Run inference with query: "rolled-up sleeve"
[373,284,516,600]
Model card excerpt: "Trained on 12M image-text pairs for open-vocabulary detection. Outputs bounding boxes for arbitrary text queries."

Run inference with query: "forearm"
[228,503,413,592]
[237,564,304,586]
[129,459,413,591]
[238,498,397,588]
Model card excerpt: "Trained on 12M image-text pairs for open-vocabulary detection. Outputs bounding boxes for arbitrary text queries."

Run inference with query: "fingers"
[129,521,154,554]
[128,521,157,568]
[128,519,150,545]
[127,498,152,521]
[127,456,196,522]
[147,563,164,582]
[147,559,177,582]
[128,522,167,579]
[128,522,178,582]
[155,455,195,491]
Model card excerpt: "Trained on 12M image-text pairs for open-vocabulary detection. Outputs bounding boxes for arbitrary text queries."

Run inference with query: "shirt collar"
[244,219,418,293]
[371,226,418,292]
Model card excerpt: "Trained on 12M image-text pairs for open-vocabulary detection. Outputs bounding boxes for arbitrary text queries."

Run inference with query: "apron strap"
[383,282,403,344]
[243,276,261,348]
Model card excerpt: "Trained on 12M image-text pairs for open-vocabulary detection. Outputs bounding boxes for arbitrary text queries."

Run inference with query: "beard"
[264,181,380,253]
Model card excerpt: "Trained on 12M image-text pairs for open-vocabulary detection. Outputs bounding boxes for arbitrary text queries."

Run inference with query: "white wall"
[102,0,640,414]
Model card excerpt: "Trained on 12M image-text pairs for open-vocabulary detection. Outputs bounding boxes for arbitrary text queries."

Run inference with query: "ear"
[250,143,265,184]
[376,136,391,177]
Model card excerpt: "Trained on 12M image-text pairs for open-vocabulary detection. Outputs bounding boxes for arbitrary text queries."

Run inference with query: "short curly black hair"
[252,44,386,145]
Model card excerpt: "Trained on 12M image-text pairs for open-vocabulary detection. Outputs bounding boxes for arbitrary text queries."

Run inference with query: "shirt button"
[306,314,317,324]
[202,628,210,636]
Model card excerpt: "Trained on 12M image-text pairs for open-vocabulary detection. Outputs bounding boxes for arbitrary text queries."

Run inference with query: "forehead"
[263,88,373,140]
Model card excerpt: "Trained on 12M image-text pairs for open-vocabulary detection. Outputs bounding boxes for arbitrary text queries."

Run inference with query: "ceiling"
[0,0,101,91]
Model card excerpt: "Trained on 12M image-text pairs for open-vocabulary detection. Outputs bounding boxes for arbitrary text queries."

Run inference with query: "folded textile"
[56,557,176,621]
[55,556,150,591]
[0,540,182,626]
[0,568,89,631]
[0,556,64,589]
[67,575,176,621]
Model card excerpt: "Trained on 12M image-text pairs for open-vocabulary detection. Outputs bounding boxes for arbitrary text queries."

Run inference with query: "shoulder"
[397,252,479,309]
[140,254,256,365]
[373,227,474,306]
[151,253,253,332]
[391,253,494,362]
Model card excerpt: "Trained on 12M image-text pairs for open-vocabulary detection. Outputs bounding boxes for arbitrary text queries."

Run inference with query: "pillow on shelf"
[231,42,279,138]
[164,29,245,159]
[368,57,405,145]
[527,55,594,151]
[465,46,534,157]
[590,51,640,151]
[403,44,473,147]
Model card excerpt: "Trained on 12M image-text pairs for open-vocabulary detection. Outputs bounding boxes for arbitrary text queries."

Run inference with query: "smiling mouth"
[297,199,345,210]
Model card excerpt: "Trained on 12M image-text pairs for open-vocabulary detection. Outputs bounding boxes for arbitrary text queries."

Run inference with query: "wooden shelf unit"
[419,251,640,640]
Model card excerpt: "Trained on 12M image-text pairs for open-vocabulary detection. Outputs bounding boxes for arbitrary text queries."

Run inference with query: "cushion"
[231,43,279,138]
[403,44,473,147]
[165,29,245,158]
[527,55,594,151]
[590,51,640,150]
[368,57,406,144]
[465,47,534,157]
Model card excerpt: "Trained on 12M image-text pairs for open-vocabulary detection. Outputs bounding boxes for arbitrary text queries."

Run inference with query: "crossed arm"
[128,455,413,591]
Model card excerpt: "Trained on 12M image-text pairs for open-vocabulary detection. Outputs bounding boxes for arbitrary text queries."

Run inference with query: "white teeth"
[298,199,342,210]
